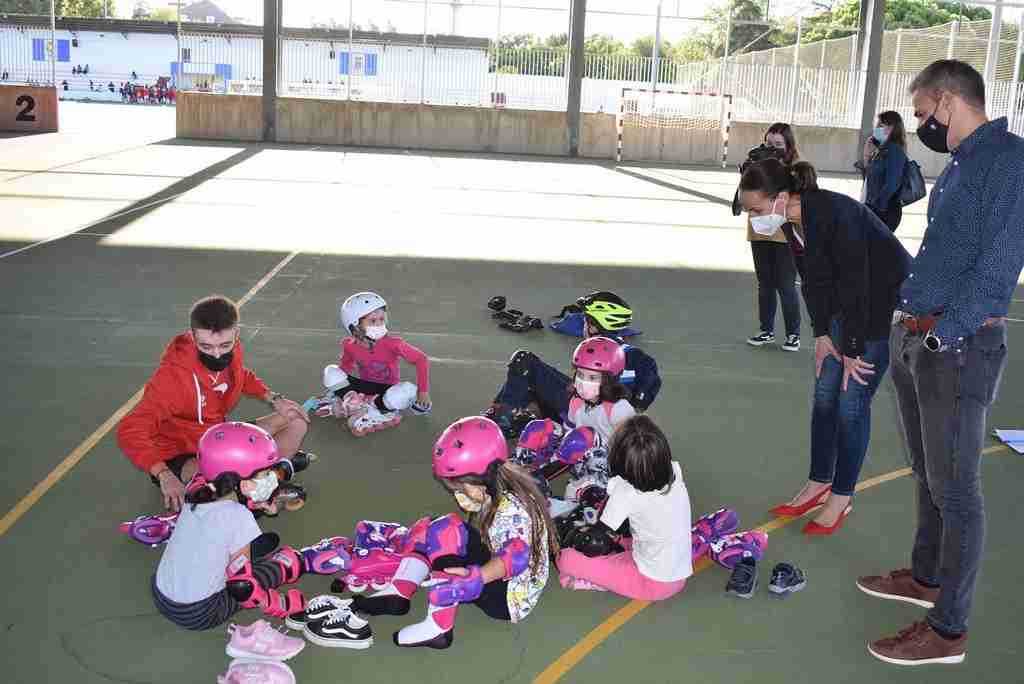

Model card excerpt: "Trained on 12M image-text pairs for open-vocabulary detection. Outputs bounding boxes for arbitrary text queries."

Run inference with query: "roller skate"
[347,401,401,437]
[708,530,769,570]
[119,511,180,547]
[691,508,740,560]
[330,547,403,594]
[354,520,408,551]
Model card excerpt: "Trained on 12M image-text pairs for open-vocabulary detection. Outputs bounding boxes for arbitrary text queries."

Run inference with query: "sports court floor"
[1,102,1022,684]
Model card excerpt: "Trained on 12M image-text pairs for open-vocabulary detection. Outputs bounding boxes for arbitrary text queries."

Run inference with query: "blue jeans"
[890,321,1008,635]
[809,318,890,496]
[494,351,571,421]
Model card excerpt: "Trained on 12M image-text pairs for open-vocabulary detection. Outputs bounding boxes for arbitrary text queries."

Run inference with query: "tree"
[0,0,113,14]
[149,7,175,21]
[584,34,627,56]
[131,0,148,19]
[631,35,674,60]
[793,0,992,44]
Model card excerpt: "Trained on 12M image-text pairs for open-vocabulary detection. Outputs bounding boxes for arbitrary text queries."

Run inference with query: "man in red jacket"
[118,295,310,511]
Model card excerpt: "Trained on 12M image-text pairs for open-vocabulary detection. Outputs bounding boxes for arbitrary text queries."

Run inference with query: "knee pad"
[382,382,418,412]
[322,364,351,394]
[555,427,596,465]
[398,514,469,564]
[508,349,538,376]
[515,419,562,467]
[225,557,304,618]
[355,520,408,551]
[268,546,304,584]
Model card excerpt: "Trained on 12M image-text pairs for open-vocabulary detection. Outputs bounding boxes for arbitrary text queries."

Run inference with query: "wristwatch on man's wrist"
[923,331,945,352]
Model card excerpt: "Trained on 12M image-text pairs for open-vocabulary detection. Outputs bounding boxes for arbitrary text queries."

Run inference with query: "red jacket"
[117,332,269,472]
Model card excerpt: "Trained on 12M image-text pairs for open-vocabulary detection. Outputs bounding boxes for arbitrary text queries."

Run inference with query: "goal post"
[616,88,733,167]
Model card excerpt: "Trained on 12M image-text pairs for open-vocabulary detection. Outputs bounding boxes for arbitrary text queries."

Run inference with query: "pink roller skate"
[347,399,401,437]
[690,508,740,560]
[708,530,769,570]
[332,547,403,594]
[119,511,180,547]
[354,520,408,551]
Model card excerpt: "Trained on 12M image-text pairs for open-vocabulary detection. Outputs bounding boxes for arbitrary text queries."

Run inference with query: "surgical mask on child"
[574,377,601,402]
[245,471,278,503]
[750,197,787,237]
[453,490,483,512]
[364,324,388,340]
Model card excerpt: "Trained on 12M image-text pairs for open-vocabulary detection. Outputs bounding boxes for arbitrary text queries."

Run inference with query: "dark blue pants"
[890,321,1007,635]
[495,352,571,421]
[809,317,889,496]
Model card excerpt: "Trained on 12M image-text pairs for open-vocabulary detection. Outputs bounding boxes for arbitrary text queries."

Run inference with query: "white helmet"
[340,291,387,332]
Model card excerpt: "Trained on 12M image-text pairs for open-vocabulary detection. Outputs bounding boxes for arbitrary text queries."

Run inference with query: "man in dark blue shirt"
[859,60,1024,667]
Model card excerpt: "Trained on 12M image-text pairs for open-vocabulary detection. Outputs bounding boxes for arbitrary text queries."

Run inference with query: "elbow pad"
[495,538,530,579]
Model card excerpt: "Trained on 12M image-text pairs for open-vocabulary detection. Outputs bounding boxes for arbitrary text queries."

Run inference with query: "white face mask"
[750,197,787,237]
[453,490,483,512]
[575,376,601,402]
[364,324,388,340]
[245,471,278,503]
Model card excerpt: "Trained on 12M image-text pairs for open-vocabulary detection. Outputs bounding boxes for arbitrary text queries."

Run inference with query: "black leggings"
[432,525,511,621]
[750,241,801,337]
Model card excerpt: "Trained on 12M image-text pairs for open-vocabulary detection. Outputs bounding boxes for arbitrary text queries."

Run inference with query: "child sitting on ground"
[307,291,431,436]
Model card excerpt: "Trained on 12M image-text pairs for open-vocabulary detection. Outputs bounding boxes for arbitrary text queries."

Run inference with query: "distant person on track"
[117,295,310,513]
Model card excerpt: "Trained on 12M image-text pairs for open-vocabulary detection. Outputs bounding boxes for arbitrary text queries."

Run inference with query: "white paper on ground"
[992,429,1024,454]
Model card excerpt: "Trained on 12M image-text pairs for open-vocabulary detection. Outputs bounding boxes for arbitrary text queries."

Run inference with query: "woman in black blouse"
[738,159,911,535]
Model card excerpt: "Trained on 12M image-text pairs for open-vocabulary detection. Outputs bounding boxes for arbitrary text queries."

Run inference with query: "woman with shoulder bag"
[862,111,909,232]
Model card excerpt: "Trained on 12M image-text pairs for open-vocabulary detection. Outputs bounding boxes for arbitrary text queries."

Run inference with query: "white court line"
[0,190,190,260]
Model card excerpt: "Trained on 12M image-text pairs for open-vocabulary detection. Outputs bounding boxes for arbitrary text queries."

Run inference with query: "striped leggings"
[151,558,284,631]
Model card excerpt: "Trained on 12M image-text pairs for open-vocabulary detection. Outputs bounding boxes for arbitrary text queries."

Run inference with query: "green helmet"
[578,291,632,332]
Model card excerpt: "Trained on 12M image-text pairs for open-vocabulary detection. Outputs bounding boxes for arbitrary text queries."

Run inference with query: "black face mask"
[917,105,950,154]
[198,349,233,372]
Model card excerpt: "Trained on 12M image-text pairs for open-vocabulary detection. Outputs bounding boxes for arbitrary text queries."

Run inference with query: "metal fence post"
[789,16,801,124]
[420,0,428,104]
[48,0,55,86]
[566,0,586,157]
[1010,14,1024,133]
[262,0,280,141]
[347,0,353,101]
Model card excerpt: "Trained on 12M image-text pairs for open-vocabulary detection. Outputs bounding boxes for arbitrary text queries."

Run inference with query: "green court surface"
[1,102,1022,684]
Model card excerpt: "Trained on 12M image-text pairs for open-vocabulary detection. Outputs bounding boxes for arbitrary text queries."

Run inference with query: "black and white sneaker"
[768,563,807,598]
[726,556,758,599]
[781,334,800,352]
[285,594,351,631]
[746,331,775,347]
[303,606,373,649]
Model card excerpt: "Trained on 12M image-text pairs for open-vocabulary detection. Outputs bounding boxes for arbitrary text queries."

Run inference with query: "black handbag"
[900,159,927,207]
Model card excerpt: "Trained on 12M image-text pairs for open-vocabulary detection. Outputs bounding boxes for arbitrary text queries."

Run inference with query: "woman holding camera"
[862,111,908,232]
[745,123,803,352]
[739,158,910,535]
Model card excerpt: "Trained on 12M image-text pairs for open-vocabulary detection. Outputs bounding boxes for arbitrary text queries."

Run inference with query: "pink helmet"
[197,422,279,481]
[432,417,508,478]
[572,336,626,376]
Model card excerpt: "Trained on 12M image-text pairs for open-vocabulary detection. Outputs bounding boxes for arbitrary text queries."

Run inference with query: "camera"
[738,144,786,174]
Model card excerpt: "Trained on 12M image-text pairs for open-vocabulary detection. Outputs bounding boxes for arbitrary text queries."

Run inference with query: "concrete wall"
[177,92,261,141]
[727,121,950,177]
[273,97,570,155]
[580,112,616,159]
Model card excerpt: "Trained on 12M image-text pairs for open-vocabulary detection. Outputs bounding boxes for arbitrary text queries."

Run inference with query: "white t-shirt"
[566,397,636,445]
[600,461,692,582]
[155,500,263,604]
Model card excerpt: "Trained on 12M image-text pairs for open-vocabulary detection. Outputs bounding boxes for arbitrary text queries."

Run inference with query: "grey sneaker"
[747,331,775,347]
[782,334,800,352]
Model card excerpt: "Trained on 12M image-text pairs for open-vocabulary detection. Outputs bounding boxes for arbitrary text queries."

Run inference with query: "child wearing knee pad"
[152,422,348,630]
[556,415,691,600]
[515,337,635,496]
[349,416,557,649]
[308,291,431,437]
[485,291,661,436]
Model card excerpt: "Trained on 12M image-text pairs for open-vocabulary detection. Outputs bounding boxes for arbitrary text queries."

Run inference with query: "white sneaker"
[348,403,402,437]
[782,334,801,352]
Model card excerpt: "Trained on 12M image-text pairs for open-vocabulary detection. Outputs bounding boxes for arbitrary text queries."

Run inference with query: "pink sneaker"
[217,659,296,684]
[225,620,305,662]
